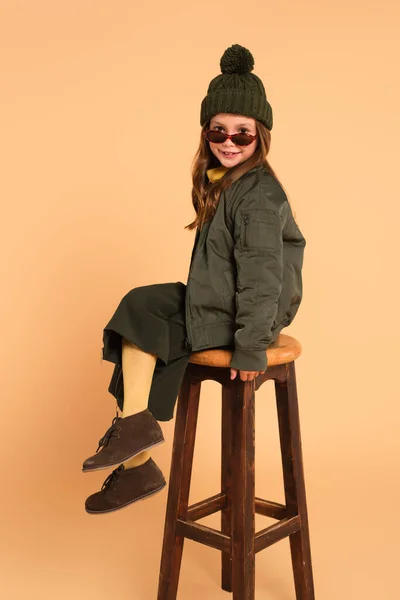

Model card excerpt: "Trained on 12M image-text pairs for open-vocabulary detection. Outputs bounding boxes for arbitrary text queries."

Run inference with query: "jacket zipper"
[185,230,201,350]
[185,275,194,350]
[243,213,249,247]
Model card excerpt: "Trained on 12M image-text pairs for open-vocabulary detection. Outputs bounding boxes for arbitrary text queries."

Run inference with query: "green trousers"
[102,281,233,421]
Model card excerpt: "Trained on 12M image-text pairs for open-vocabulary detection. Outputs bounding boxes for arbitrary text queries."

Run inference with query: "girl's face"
[207,113,257,168]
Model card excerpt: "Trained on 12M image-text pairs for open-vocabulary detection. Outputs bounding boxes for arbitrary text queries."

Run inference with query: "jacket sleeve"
[229,183,289,372]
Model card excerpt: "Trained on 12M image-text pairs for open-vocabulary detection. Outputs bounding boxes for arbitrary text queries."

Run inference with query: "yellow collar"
[206,165,229,182]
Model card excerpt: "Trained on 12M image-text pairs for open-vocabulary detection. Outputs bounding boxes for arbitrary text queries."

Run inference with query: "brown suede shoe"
[82,408,164,472]
[85,458,166,514]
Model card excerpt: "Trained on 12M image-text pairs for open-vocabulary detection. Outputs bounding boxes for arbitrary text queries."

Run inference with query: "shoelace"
[101,464,125,492]
[95,414,122,453]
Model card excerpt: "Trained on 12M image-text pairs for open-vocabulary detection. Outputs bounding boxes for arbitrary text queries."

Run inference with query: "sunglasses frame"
[203,129,257,146]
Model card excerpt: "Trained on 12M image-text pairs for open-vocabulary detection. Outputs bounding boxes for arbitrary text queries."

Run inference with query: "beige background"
[1,1,399,598]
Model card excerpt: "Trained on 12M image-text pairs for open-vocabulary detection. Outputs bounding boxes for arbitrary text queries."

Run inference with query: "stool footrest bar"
[255,497,288,520]
[186,493,227,521]
[176,519,232,552]
[176,513,299,555]
[255,516,300,553]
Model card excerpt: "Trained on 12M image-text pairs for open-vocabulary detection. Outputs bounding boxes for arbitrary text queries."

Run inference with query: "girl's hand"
[230,368,266,381]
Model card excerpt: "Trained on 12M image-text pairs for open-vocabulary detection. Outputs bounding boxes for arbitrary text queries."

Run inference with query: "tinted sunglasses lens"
[205,130,254,146]
[205,131,226,143]
[232,134,254,146]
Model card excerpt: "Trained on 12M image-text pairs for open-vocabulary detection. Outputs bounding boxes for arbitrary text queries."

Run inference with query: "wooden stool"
[157,334,315,600]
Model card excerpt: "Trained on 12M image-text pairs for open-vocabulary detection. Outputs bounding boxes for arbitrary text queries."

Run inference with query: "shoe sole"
[85,480,167,514]
[81,437,165,473]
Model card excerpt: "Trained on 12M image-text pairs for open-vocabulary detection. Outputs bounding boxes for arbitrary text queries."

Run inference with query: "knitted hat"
[200,44,273,131]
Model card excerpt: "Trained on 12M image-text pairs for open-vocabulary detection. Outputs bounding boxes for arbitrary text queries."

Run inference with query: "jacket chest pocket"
[240,209,277,249]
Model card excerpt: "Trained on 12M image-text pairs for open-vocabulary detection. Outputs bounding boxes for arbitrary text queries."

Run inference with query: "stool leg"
[221,385,233,592]
[157,370,201,600]
[275,361,315,600]
[230,379,256,600]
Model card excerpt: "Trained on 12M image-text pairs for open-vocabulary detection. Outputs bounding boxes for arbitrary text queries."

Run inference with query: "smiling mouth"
[221,151,239,155]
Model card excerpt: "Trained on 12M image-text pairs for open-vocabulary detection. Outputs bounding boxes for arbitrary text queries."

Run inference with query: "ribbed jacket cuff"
[230,347,267,372]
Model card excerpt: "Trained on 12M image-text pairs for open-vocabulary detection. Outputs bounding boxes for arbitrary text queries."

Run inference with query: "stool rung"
[186,493,227,521]
[255,497,288,520]
[255,516,300,553]
[176,518,231,552]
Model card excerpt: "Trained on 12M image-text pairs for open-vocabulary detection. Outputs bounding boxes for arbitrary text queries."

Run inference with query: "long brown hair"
[185,118,290,231]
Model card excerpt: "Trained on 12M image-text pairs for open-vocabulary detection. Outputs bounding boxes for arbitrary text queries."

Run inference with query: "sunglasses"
[203,129,257,147]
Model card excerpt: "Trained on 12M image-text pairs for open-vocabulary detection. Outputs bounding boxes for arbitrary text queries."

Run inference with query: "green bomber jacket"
[184,163,306,371]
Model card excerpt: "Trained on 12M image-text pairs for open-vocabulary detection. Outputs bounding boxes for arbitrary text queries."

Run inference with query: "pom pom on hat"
[220,44,255,75]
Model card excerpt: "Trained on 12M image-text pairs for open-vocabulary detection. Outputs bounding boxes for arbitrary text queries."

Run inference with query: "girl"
[82,44,306,514]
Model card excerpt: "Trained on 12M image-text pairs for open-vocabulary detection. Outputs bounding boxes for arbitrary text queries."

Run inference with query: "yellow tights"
[119,337,157,469]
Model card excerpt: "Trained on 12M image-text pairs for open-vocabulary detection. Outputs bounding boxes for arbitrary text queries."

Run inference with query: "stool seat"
[189,333,302,367]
